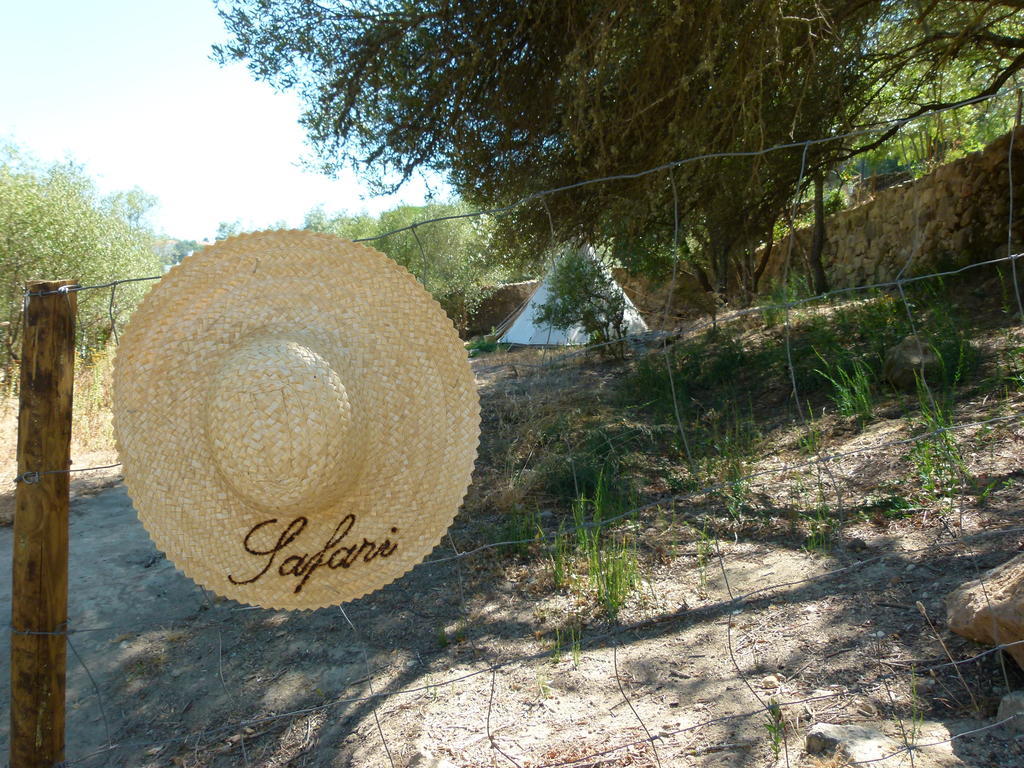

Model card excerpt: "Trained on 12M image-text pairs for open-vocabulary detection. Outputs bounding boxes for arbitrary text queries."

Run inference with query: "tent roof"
[497,265,648,346]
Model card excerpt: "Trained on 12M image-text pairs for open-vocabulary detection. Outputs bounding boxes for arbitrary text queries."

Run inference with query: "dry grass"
[0,347,122,525]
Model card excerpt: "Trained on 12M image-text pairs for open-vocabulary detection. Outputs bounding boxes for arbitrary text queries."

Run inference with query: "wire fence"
[3,90,1024,767]
[30,519,1024,766]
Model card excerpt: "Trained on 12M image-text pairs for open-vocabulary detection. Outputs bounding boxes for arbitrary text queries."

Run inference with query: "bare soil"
[1,305,1023,768]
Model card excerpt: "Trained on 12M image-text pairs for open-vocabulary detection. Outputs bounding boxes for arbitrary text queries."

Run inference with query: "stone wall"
[468,131,1024,335]
[761,129,1024,289]
[464,279,538,338]
[613,269,711,330]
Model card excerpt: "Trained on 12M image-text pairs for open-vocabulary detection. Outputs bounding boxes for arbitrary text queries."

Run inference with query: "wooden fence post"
[10,279,77,768]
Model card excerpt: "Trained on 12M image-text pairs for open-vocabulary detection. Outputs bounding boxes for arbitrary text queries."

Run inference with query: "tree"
[215,1,1024,300]
[0,145,162,372]
[215,220,242,240]
[104,187,159,230]
[306,201,510,331]
[535,246,630,346]
[168,239,202,265]
[304,206,379,240]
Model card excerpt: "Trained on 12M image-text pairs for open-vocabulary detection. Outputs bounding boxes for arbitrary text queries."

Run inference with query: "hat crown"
[204,335,359,512]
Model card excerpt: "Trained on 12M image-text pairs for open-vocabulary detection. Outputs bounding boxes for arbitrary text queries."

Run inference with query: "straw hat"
[113,230,479,610]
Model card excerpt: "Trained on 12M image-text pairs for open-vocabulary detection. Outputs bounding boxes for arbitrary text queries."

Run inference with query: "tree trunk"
[716,245,730,295]
[709,229,735,297]
[691,261,713,294]
[752,221,776,294]
[809,173,829,295]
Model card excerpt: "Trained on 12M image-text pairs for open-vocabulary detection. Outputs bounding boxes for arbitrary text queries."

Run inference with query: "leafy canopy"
[0,145,161,371]
[215,1,1024,292]
[304,201,509,330]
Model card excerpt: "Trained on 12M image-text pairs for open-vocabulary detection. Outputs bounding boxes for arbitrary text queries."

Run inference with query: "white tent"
[497,254,648,346]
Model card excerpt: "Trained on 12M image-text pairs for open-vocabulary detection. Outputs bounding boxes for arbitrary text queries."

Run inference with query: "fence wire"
[49,576,1024,766]
[24,514,1024,765]
[5,90,1024,768]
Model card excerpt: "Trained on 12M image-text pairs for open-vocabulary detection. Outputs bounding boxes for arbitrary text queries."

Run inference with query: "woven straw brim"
[113,231,479,610]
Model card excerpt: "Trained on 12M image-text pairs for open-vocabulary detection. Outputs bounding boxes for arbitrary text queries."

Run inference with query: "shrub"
[0,145,161,375]
[536,245,630,345]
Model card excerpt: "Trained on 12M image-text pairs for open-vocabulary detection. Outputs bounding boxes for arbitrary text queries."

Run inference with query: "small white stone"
[760,674,782,689]
[998,691,1024,734]
[806,722,896,762]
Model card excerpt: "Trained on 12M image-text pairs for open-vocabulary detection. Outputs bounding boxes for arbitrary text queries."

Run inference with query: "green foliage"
[628,334,765,514]
[815,353,876,427]
[551,624,582,668]
[72,345,118,452]
[306,201,508,331]
[763,698,785,760]
[761,280,804,329]
[532,416,644,509]
[568,473,641,618]
[535,247,630,346]
[798,405,824,456]
[989,327,1024,393]
[217,0,1024,299]
[466,337,503,357]
[917,291,979,390]
[105,187,159,230]
[852,77,1017,181]
[833,293,907,363]
[699,404,759,521]
[802,504,834,554]
[500,506,542,557]
[909,382,970,501]
[549,523,572,589]
[304,207,378,240]
[215,220,242,240]
[161,239,202,266]
[693,525,715,594]
[590,536,641,619]
[623,281,983,518]
[629,330,760,418]
[863,494,916,523]
[0,145,161,372]
[513,462,644,618]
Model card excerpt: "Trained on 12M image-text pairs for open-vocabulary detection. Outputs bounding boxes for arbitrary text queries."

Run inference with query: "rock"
[882,335,939,391]
[407,748,458,768]
[946,553,1024,670]
[845,536,870,552]
[805,723,898,763]
[998,691,1024,733]
[760,674,782,689]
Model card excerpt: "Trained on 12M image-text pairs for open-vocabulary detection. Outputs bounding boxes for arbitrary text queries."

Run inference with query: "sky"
[1,0,441,242]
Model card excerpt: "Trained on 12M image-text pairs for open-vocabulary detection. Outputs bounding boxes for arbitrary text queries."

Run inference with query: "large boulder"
[805,723,898,764]
[945,553,1024,670]
[998,691,1024,733]
[882,335,939,391]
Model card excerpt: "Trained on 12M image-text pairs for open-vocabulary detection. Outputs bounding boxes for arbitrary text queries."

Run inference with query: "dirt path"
[2,337,1023,767]
[1,476,1021,767]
